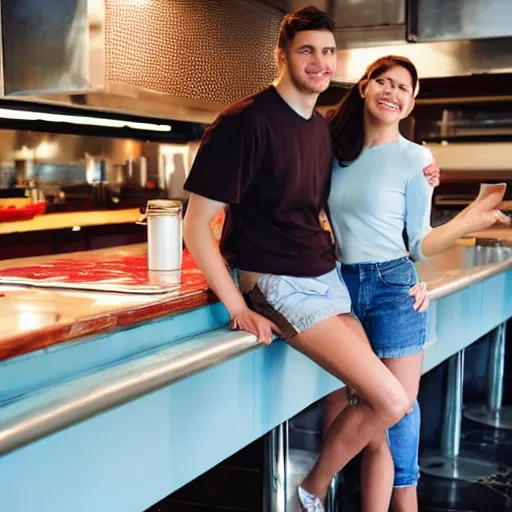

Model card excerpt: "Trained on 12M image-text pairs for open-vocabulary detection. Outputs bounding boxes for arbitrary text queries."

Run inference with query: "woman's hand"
[230,308,281,345]
[458,189,511,233]
[409,281,429,312]
[421,183,510,258]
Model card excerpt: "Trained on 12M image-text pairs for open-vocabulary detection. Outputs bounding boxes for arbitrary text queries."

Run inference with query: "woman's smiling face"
[362,65,415,125]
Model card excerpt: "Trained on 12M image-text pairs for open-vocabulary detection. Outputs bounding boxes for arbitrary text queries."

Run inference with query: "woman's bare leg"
[360,353,423,512]
[360,433,394,512]
[290,313,410,501]
[385,353,423,512]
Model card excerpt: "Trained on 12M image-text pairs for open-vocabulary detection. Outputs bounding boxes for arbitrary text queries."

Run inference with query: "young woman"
[323,55,510,512]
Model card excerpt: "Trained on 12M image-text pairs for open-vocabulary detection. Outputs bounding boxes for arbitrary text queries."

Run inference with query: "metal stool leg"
[464,323,512,429]
[442,349,464,459]
[420,349,498,480]
[264,422,339,511]
[263,421,288,512]
[325,472,341,512]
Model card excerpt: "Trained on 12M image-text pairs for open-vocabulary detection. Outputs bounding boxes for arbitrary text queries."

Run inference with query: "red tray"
[0,202,46,222]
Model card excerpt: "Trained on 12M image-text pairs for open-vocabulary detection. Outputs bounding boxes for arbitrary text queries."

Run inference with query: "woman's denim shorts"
[339,256,427,487]
[242,267,352,340]
[339,257,428,358]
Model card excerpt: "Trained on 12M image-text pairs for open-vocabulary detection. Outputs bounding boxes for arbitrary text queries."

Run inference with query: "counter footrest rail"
[0,328,259,457]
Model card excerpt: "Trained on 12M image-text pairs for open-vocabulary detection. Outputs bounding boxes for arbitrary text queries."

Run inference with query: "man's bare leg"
[322,351,423,510]
[287,314,410,501]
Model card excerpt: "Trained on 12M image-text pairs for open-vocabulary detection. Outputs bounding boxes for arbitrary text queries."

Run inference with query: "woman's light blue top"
[328,135,435,264]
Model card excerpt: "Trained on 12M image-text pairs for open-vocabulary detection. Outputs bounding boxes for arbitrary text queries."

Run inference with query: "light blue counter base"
[424,270,512,373]
[1,269,511,512]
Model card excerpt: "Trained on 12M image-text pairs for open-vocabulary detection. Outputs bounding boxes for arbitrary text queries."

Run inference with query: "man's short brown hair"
[277,6,335,50]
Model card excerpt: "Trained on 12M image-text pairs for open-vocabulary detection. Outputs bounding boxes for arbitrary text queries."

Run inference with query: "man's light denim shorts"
[242,267,352,340]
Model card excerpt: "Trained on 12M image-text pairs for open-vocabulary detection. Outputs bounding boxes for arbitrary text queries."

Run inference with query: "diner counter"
[0,244,212,361]
[1,232,511,511]
[1,232,512,362]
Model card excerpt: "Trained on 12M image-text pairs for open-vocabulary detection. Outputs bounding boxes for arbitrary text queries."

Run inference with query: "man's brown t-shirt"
[184,86,336,277]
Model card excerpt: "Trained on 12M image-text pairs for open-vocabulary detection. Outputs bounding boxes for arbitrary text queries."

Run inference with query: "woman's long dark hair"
[328,55,419,166]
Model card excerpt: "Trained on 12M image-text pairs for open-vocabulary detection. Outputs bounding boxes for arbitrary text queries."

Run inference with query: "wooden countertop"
[0,244,213,362]
[466,226,512,240]
[435,199,512,211]
[1,226,511,363]
[0,208,141,235]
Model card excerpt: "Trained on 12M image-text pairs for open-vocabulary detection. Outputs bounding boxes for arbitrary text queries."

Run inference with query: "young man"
[183,7,411,511]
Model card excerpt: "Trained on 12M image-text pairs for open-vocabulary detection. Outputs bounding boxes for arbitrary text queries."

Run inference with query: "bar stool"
[420,347,499,480]
[263,421,340,511]
[264,421,288,512]
[325,472,341,512]
[464,323,512,430]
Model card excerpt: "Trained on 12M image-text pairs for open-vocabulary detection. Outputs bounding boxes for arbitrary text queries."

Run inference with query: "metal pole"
[421,346,499,479]
[464,323,512,429]
[325,472,341,512]
[441,350,464,458]
[263,422,288,512]
[487,324,506,415]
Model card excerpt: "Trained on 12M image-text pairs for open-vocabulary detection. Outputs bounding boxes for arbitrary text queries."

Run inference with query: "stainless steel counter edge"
[1,254,511,458]
[0,329,259,458]
[426,257,512,301]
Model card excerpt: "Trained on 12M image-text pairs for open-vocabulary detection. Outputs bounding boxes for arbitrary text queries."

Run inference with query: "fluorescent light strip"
[0,108,172,132]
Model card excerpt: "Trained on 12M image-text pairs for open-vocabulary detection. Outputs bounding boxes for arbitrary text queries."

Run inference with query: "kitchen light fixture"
[0,108,172,132]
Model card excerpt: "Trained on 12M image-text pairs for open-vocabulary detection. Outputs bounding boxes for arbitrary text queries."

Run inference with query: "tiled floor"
[416,418,512,511]
[339,432,512,511]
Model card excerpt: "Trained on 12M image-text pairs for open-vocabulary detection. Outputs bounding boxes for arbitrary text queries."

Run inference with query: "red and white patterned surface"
[0,250,207,294]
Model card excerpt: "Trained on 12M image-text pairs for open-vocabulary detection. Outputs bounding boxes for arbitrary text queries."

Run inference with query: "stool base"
[464,405,512,430]
[420,453,498,481]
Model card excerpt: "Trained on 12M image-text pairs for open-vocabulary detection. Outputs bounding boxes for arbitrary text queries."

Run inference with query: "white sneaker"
[298,485,325,512]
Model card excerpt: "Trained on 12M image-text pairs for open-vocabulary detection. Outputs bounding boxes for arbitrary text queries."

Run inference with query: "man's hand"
[230,308,281,345]
[409,281,429,312]
[424,160,440,187]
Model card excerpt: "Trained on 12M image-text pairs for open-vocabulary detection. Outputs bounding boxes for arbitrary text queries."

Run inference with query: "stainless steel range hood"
[0,0,228,124]
[287,0,512,79]
[335,37,512,82]
[3,0,512,125]
[13,83,228,126]
[288,0,512,48]
[0,0,284,124]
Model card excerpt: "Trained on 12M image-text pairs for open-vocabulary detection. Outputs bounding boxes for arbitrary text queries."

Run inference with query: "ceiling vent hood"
[286,0,512,48]
[282,0,512,80]
[0,0,284,124]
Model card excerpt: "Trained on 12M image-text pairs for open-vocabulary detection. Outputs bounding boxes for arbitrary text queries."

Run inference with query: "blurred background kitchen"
[1,0,511,259]
[0,1,511,512]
